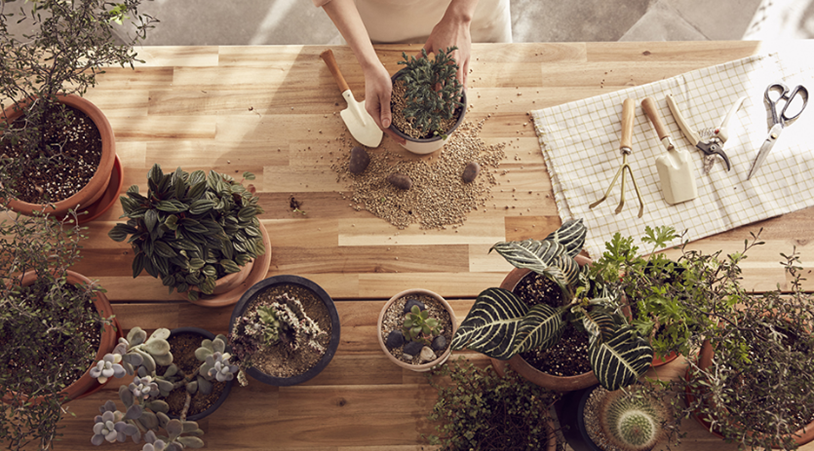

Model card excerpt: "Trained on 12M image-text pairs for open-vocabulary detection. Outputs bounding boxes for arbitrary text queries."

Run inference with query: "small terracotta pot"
[388,69,467,155]
[498,255,599,392]
[651,351,679,367]
[2,270,118,404]
[377,288,457,372]
[185,222,272,308]
[686,339,814,448]
[2,94,117,219]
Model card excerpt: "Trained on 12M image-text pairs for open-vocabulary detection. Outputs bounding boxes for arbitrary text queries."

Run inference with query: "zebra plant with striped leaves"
[451,219,653,391]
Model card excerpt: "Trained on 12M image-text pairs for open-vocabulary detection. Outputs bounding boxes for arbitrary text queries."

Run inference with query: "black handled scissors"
[747,83,808,180]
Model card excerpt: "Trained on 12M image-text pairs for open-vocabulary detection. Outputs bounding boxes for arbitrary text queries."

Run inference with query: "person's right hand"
[363,62,405,144]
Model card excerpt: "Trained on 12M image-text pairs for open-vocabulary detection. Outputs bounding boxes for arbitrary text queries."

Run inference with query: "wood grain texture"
[39,41,814,450]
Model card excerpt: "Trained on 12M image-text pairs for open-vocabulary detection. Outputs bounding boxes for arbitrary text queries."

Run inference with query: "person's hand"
[363,62,405,143]
[422,8,472,88]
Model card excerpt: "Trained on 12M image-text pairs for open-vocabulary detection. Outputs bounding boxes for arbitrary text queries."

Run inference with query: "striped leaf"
[588,326,654,391]
[544,218,587,258]
[451,288,528,360]
[490,240,569,290]
[513,303,565,354]
[556,254,582,287]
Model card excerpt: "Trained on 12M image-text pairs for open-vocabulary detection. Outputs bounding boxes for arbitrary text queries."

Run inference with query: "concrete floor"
[121,0,813,46]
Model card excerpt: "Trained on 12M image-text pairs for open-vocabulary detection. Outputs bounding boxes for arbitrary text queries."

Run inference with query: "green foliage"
[0,0,156,199]
[402,304,440,344]
[0,205,109,451]
[426,360,561,451]
[673,245,814,451]
[108,164,265,301]
[395,47,463,138]
[451,219,653,391]
[585,384,669,451]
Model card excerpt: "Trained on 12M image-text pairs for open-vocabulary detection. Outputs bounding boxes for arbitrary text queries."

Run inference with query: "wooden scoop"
[642,97,697,205]
[320,49,383,148]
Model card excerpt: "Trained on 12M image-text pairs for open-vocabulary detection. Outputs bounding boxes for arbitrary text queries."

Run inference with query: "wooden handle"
[619,98,635,149]
[642,97,670,140]
[320,49,350,93]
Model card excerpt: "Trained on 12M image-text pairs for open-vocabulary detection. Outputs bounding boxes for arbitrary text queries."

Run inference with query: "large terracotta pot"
[377,288,457,372]
[186,222,272,308]
[2,94,117,219]
[686,339,814,448]
[2,270,118,404]
[493,255,599,392]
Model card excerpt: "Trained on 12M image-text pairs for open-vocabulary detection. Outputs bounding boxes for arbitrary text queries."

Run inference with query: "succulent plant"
[108,164,265,301]
[90,328,237,449]
[402,304,441,344]
[583,385,667,451]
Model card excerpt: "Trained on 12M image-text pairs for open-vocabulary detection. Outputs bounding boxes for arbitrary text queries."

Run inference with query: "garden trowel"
[642,97,698,205]
[320,49,382,148]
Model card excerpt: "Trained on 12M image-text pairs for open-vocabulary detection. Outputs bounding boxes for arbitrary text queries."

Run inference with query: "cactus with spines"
[584,385,667,451]
[89,328,238,449]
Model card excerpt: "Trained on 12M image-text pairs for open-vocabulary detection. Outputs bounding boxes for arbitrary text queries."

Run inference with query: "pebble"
[385,330,405,349]
[403,298,425,314]
[348,146,370,174]
[419,346,437,363]
[403,341,423,357]
[462,161,480,183]
[431,335,447,352]
[387,173,412,190]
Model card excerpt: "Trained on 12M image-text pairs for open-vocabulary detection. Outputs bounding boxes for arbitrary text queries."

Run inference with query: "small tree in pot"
[108,164,266,302]
[0,0,156,215]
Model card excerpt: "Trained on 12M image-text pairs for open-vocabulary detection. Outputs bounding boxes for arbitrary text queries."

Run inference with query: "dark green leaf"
[451,287,528,360]
[544,218,587,258]
[513,303,565,354]
[588,326,653,391]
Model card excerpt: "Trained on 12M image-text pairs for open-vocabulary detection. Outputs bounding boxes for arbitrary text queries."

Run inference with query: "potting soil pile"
[531,51,814,258]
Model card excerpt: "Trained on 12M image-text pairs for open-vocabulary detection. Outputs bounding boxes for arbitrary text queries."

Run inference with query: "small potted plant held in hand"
[389,47,466,155]
[108,164,272,306]
[377,288,456,372]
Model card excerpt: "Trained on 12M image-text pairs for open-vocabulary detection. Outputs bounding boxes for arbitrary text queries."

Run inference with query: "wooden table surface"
[49,41,814,450]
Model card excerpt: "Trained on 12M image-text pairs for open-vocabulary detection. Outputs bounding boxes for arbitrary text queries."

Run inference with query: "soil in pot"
[1,103,102,205]
[390,77,462,140]
[156,332,229,419]
[514,272,592,377]
[380,293,453,365]
[233,283,332,378]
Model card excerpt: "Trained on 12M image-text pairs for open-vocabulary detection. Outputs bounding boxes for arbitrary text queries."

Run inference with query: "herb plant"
[0,202,109,451]
[426,360,561,451]
[89,327,238,450]
[0,0,156,202]
[394,47,464,138]
[451,219,653,391]
[108,164,265,301]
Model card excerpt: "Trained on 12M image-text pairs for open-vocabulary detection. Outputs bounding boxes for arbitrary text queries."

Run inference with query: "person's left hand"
[422,14,472,88]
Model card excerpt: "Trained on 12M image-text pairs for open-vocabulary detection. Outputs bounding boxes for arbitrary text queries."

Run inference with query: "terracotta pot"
[388,68,467,155]
[651,351,679,367]
[228,275,341,386]
[2,270,118,404]
[377,288,457,372]
[497,255,599,392]
[185,222,272,308]
[2,94,117,219]
[686,339,814,448]
[165,327,234,422]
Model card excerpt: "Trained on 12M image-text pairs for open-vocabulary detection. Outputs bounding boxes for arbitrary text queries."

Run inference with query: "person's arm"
[423,0,478,87]
[321,0,401,140]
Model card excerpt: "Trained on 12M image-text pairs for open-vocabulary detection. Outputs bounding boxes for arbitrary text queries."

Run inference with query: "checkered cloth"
[531,52,814,258]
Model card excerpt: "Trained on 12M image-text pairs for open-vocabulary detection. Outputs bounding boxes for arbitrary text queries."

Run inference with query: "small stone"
[403,299,425,314]
[419,346,437,363]
[387,173,412,190]
[348,146,370,174]
[403,341,423,357]
[385,330,405,349]
[462,162,480,183]
[431,335,447,352]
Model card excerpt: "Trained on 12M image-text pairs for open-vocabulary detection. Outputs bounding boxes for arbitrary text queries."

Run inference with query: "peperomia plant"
[89,327,238,450]
[394,46,464,139]
[451,219,653,391]
[108,164,265,301]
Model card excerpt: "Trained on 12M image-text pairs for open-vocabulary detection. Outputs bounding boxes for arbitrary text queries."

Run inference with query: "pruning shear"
[747,83,808,180]
[666,93,746,173]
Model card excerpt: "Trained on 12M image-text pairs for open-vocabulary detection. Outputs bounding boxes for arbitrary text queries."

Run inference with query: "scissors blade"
[747,123,783,180]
